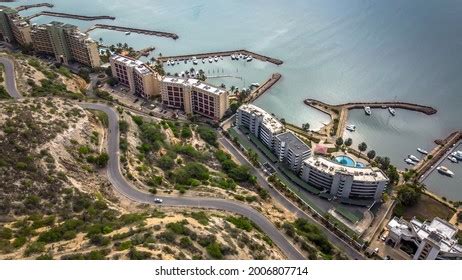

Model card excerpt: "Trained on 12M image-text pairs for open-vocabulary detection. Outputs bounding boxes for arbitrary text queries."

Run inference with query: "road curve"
[80,103,304,260]
[0,57,23,99]
[0,56,304,259]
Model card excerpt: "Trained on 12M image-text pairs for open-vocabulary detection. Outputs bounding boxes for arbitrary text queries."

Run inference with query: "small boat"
[364,106,372,115]
[208,57,213,63]
[231,54,236,60]
[437,166,454,177]
[243,55,248,59]
[202,58,205,63]
[176,60,180,65]
[408,155,420,162]
[251,82,260,87]
[346,124,356,132]
[247,55,253,62]
[220,56,223,60]
[448,156,458,163]
[452,151,462,160]
[405,158,416,165]
[214,56,219,62]
[125,32,131,35]
[193,59,198,65]
[388,107,396,116]
[166,60,171,66]
[417,148,428,155]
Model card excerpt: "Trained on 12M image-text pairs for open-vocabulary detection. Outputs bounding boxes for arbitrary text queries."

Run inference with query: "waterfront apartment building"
[31,21,100,68]
[0,6,32,46]
[300,156,388,200]
[110,55,159,98]
[387,217,462,260]
[274,131,311,173]
[236,104,284,149]
[161,76,229,121]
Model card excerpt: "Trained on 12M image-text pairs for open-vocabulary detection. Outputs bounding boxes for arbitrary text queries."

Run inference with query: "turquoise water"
[335,156,356,167]
[5,0,462,199]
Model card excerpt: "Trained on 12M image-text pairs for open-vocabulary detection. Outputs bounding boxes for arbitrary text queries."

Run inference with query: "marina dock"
[15,3,54,11]
[304,99,438,138]
[85,24,179,40]
[245,73,282,102]
[157,50,283,65]
[415,131,462,181]
[26,11,115,21]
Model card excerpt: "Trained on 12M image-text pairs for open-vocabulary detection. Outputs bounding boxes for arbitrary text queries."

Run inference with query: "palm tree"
[302,123,310,131]
[345,138,353,147]
[367,150,376,160]
[336,137,344,147]
[358,142,367,154]
[230,85,236,93]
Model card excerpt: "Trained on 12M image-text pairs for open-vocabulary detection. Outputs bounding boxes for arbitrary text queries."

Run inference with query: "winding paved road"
[0,57,22,99]
[0,57,304,260]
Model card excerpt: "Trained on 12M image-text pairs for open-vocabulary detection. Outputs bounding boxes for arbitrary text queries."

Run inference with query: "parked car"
[154,198,163,204]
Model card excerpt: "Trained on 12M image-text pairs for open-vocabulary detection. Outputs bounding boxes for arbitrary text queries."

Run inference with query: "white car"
[154,198,163,204]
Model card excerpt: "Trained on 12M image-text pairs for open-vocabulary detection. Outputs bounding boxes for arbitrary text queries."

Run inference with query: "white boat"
[193,59,198,65]
[251,83,260,87]
[208,57,213,63]
[125,32,131,35]
[452,151,462,160]
[408,155,420,162]
[448,156,458,163]
[231,54,236,60]
[405,158,416,165]
[166,60,171,66]
[214,56,219,62]
[202,58,205,63]
[247,55,253,62]
[220,56,223,60]
[437,166,454,177]
[417,148,428,155]
[364,106,371,115]
[388,107,396,116]
[346,124,356,132]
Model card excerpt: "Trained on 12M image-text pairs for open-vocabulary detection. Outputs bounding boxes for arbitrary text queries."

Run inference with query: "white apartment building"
[387,217,462,260]
[300,156,388,200]
[274,131,311,173]
[236,104,284,150]
[110,55,159,97]
[161,76,229,121]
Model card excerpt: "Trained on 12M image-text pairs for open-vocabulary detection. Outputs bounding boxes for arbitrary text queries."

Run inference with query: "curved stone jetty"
[158,50,283,65]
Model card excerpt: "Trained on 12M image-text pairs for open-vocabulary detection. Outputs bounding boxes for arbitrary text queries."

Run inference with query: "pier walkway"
[157,50,283,65]
[15,3,53,11]
[415,131,462,181]
[26,11,115,21]
[245,73,282,102]
[86,24,179,40]
[304,99,438,138]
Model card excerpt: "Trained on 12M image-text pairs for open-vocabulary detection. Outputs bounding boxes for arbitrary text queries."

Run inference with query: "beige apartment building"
[161,76,229,121]
[0,6,32,46]
[31,21,100,68]
[110,55,159,98]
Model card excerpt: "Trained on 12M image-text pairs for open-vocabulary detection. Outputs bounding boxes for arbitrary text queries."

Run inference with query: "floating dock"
[304,99,438,138]
[157,50,283,65]
[15,3,54,12]
[86,24,179,40]
[245,73,282,102]
[26,11,115,21]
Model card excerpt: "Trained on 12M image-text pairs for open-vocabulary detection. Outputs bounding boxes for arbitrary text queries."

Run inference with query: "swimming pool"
[335,155,365,168]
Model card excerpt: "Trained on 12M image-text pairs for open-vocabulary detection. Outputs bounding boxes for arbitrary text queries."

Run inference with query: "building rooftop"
[111,55,155,77]
[276,131,310,155]
[162,76,227,96]
[303,156,388,182]
[388,217,462,255]
[238,104,284,134]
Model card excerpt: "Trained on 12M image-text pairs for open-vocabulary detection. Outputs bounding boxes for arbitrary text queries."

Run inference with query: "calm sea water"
[6,0,462,200]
